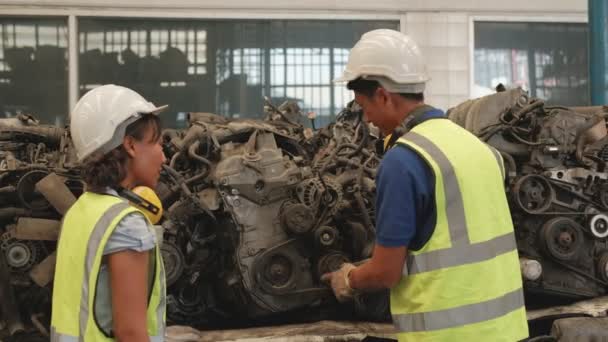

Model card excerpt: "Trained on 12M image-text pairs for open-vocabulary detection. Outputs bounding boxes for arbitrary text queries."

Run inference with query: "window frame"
[469,15,587,101]
[0,9,400,123]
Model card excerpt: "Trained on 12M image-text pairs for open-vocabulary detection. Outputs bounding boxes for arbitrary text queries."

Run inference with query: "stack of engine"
[0,101,387,340]
[3,89,608,339]
[449,88,608,300]
[0,114,81,341]
[156,101,386,327]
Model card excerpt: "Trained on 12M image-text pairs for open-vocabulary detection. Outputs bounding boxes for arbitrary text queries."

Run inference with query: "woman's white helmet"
[334,29,430,93]
[70,84,167,161]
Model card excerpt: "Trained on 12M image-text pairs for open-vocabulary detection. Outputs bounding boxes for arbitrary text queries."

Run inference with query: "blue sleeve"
[375,146,434,248]
[102,211,157,255]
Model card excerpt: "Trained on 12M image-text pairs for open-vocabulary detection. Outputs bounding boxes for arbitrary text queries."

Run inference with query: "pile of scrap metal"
[0,114,81,341]
[156,99,387,327]
[0,100,387,340]
[4,89,608,340]
[448,88,608,302]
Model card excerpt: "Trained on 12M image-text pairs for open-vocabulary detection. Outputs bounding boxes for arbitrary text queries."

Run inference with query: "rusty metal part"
[0,247,25,335]
[13,218,60,241]
[34,173,77,215]
[29,251,56,287]
[161,241,185,288]
[541,218,584,262]
[30,313,49,337]
[513,175,556,214]
[280,203,315,235]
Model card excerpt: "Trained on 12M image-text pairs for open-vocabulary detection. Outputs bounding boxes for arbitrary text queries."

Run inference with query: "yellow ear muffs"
[120,186,163,224]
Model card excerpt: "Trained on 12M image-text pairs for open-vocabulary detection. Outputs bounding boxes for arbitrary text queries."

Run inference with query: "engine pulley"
[596,252,608,283]
[540,217,584,261]
[280,203,315,235]
[590,214,608,239]
[513,175,555,214]
[314,226,339,249]
[161,240,185,287]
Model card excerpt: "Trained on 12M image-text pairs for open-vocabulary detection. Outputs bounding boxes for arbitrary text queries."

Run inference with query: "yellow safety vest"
[50,192,166,342]
[391,118,528,341]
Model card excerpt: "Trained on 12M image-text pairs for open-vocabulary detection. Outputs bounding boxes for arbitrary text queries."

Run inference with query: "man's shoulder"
[379,144,434,189]
[384,142,428,169]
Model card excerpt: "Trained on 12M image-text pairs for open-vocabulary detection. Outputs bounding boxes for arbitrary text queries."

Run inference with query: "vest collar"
[384,104,438,151]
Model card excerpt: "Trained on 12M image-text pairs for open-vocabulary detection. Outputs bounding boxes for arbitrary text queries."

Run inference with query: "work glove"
[321,263,357,302]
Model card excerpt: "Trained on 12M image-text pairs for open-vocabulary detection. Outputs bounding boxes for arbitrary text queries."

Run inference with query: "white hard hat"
[334,29,430,93]
[70,84,167,161]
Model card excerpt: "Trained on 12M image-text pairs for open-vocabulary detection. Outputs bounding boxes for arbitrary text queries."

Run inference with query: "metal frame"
[468,14,588,99]
[0,6,592,116]
[68,15,78,113]
[0,7,401,20]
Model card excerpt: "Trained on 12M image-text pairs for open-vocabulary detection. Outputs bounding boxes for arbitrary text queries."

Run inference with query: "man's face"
[354,90,393,134]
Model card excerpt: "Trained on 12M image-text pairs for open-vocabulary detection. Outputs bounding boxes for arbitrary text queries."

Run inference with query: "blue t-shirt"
[375,109,445,250]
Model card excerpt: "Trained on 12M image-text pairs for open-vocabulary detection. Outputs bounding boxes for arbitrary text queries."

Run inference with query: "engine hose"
[169,151,182,169]
[354,192,374,232]
[173,123,206,151]
[162,164,216,221]
[498,150,517,180]
[185,171,209,185]
[347,121,369,158]
[509,130,543,145]
[512,100,545,121]
[356,168,375,232]
[188,141,212,170]
[335,157,376,176]
[479,125,503,142]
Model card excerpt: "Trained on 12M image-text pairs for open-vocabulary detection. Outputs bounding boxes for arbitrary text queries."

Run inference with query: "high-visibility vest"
[391,118,528,341]
[50,192,166,342]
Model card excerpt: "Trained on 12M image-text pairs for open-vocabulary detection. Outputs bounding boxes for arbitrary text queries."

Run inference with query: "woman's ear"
[122,136,137,158]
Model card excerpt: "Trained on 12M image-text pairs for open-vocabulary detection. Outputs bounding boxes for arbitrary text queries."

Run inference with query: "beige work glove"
[321,263,357,302]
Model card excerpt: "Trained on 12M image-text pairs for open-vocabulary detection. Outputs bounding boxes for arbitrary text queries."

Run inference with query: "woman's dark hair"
[346,77,424,102]
[81,114,161,193]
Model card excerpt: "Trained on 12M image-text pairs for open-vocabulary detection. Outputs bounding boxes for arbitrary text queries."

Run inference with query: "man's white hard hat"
[334,29,430,93]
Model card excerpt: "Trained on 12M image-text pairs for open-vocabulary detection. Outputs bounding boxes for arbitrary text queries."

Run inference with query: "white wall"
[403,12,471,110]
[0,0,588,111]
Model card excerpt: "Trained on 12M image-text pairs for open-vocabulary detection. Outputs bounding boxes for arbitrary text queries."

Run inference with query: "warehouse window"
[474,21,588,106]
[0,17,68,125]
[79,19,210,129]
[79,18,398,128]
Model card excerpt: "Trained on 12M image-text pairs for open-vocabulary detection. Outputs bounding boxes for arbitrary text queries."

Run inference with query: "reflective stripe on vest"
[79,202,131,339]
[51,193,165,342]
[487,145,505,181]
[51,326,164,342]
[156,256,166,340]
[392,123,527,339]
[402,132,517,276]
[392,288,524,332]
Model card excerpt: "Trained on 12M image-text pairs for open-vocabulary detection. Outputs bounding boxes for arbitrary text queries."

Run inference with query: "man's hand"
[321,263,357,302]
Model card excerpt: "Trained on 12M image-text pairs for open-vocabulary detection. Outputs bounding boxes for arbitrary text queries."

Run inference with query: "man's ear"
[122,136,136,158]
[375,87,391,106]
